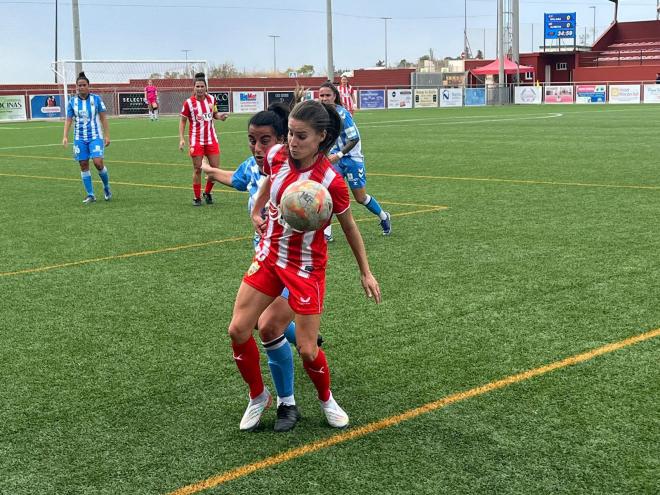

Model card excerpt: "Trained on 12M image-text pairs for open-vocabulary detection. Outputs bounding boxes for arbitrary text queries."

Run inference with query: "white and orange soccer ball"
[280,180,333,232]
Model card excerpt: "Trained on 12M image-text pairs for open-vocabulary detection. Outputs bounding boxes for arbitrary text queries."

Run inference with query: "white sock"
[324,225,332,237]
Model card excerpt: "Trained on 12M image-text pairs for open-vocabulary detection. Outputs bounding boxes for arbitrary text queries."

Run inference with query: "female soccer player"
[338,74,357,114]
[318,82,391,239]
[62,72,112,204]
[227,100,382,430]
[179,72,228,206]
[202,104,303,432]
[144,79,159,121]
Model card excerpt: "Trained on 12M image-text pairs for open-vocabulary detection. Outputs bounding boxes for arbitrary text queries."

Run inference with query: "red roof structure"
[471,58,535,75]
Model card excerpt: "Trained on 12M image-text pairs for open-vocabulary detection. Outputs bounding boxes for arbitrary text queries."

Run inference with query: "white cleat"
[320,393,349,428]
[239,389,272,431]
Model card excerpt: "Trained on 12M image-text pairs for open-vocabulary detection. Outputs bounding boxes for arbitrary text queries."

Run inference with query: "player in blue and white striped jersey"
[62,72,112,204]
[318,82,391,238]
[202,103,308,433]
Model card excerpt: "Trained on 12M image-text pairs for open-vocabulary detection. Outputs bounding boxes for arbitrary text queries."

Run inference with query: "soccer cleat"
[317,334,324,347]
[239,389,272,431]
[324,234,334,243]
[104,189,112,201]
[192,197,202,207]
[320,393,349,428]
[274,404,301,432]
[203,192,214,205]
[380,212,392,236]
[82,195,96,204]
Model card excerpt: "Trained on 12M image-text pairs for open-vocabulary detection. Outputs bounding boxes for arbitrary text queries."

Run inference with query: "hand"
[251,213,267,235]
[104,137,110,147]
[328,153,339,164]
[200,161,213,175]
[217,112,229,121]
[179,139,185,151]
[62,137,68,147]
[360,272,382,304]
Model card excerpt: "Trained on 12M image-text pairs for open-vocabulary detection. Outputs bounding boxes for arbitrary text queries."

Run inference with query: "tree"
[397,59,413,68]
[375,59,385,67]
[208,62,240,78]
[475,50,484,60]
[298,64,314,76]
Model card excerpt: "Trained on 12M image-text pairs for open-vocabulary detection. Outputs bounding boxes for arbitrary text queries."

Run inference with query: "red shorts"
[242,256,326,315]
[189,142,219,157]
[147,99,158,108]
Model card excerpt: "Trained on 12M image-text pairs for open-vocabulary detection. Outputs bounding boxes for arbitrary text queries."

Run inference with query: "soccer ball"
[280,180,333,232]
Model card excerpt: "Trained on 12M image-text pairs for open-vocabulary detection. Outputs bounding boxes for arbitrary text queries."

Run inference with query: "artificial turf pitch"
[1,105,658,494]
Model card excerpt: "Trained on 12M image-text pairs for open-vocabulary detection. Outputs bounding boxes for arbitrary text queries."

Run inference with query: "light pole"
[590,6,596,45]
[268,35,280,73]
[380,17,391,67]
[326,0,334,80]
[54,0,58,83]
[181,49,191,76]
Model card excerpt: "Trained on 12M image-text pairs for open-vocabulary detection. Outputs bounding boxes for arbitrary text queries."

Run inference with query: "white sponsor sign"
[439,88,463,107]
[414,88,438,108]
[0,95,27,121]
[544,85,574,104]
[514,86,542,104]
[609,84,641,104]
[643,84,660,103]
[387,89,413,109]
[232,91,265,113]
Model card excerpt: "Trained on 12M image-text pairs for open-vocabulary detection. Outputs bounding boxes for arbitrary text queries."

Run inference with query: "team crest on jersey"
[347,173,354,181]
[247,261,260,276]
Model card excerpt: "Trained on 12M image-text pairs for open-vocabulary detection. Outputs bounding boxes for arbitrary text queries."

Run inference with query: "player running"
[62,72,112,204]
[179,72,228,206]
[227,100,381,430]
[144,79,159,121]
[318,82,391,240]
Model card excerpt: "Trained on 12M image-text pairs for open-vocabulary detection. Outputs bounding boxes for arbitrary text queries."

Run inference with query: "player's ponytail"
[289,100,342,155]
[248,102,290,140]
[76,72,90,84]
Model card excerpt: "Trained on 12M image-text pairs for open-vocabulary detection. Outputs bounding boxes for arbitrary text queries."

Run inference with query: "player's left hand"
[328,154,339,164]
[217,112,229,121]
[361,272,382,304]
[104,137,110,147]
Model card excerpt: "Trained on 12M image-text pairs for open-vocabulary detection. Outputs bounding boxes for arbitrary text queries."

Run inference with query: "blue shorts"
[73,138,104,161]
[334,157,366,189]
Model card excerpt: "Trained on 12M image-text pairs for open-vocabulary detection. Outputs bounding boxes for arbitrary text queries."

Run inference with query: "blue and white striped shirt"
[67,94,107,141]
[231,156,265,215]
[332,105,363,162]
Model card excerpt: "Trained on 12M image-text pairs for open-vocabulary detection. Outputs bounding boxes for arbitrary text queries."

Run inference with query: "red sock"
[193,182,201,199]
[231,336,264,399]
[303,348,331,402]
[204,180,214,194]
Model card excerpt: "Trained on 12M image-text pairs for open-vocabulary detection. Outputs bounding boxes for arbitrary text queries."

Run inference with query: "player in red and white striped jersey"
[178,72,228,206]
[338,74,357,114]
[228,100,381,430]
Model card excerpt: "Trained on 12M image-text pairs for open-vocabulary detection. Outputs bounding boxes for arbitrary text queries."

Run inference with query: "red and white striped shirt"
[180,94,218,146]
[339,84,355,113]
[257,144,350,277]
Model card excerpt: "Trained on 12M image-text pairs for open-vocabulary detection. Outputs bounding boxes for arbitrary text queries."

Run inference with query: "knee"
[258,320,281,342]
[297,343,318,362]
[228,321,250,344]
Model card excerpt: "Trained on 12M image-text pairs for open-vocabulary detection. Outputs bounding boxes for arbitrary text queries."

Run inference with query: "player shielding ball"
[227,100,381,430]
[178,72,228,206]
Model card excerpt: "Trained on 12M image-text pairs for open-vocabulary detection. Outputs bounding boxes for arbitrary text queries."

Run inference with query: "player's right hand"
[178,139,185,151]
[251,213,267,235]
[62,137,68,147]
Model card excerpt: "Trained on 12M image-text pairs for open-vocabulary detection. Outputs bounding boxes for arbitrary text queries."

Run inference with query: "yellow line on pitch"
[0,172,243,193]
[0,236,253,277]
[0,153,188,167]
[370,172,660,191]
[0,206,447,278]
[166,327,660,495]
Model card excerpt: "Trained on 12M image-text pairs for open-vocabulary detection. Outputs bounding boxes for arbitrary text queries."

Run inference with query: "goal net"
[51,60,209,117]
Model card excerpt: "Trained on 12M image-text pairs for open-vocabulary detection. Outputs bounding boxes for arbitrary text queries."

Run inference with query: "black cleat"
[317,334,324,347]
[192,197,202,206]
[274,404,301,432]
[203,192,214,205]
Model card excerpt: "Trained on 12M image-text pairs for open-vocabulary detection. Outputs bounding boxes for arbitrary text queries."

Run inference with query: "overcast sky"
[1,0,658,83]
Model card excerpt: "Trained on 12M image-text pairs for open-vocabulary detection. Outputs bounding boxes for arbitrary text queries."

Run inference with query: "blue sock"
[81,170,94,196]
[361,194,384,217]
[263,335,294,400]
[283,321,296,345]
[98,167,110,191]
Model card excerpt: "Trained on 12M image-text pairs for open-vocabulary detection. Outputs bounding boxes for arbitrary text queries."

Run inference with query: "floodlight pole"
[381,17,391,68]
[181,49,191,76]
[54,0,58,83]
[498,0,505,86]
[72,0,82,75]
[268,35,280,73]
[326,0,335,80]
[590,6,596,45]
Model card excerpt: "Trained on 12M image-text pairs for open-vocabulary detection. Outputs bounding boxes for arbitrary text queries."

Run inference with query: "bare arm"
[178,116,187,150]
[329,138,358,164]
[99,112,110,146]
[250,178,271,235]
[201,162,234,186]
[336,209,382,303]
[62,117,73,146]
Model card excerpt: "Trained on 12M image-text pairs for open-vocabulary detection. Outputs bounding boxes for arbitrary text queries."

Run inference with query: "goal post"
[51,59,209,117]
